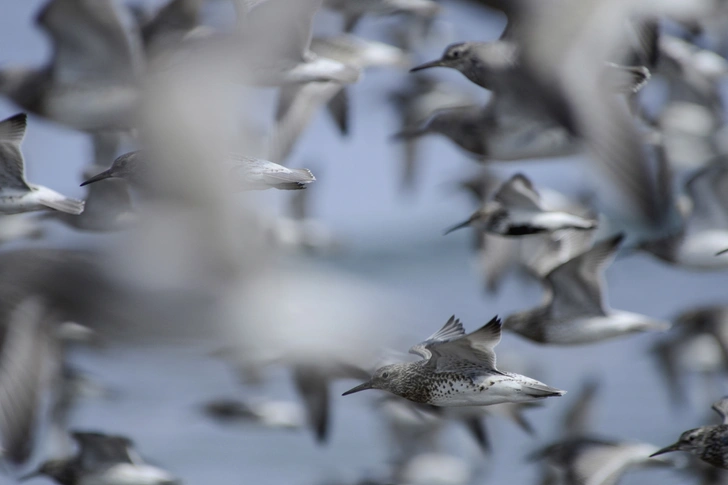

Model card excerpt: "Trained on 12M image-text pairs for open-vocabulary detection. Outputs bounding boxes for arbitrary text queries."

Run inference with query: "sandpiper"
[505,235,670,344]
[342,315,566,406]
[0,113,84,215]
[389,76,477,190]
[230,0,361,87]
[651,397,728,469]
[81,151,316,191]
[392,100,582,161]
[42,165,135,232]
[410,41,651,94]
[640,161,728,269]
[651,305,728,407]
[444,174,597,236]
[531,437,674,485]
[0,0,140,165]
[22,431,180,485]
[270,34,410,163]
[202,397,305,430]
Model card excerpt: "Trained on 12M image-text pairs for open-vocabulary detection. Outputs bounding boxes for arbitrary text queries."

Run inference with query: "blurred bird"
[0,296,58,465]
[343,315,566,406]
[323,0,440,33]
[269,34,410,162]
[531,437,674,485]
[505,235,670,344]
[22,431,180,484]
[81,151,316,192]
[0,113,84,215]
[202,397,306,430]
[392,98,581,161]
[652,396,728,470]
[229,0,361,86]
[389,76,477,190]
[639,161,728,269]
[410,41,651,95]
[651,305,728,408]
[136,0,205,53]
[444,174,597,236]
[0,0,142,164]
[40,165,134,232]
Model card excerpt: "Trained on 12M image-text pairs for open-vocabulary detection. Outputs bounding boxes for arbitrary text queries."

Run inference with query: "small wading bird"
[651,396,728,469]
[342,315,565,406]
[0,113,84,215]
[444,174,598,236]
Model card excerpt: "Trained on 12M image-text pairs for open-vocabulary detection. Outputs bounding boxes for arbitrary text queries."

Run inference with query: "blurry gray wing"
[685,163,728,231]
[72,431,138,469]
[422,316,502,370]
[0,296,57,465]
[409,315,465,359]
[493,173,542,210]
[546,235,623,320]
[292,368,330,443]
[712,397,728,424]
[141,0,203,47]
[562,378,600,436]
[229,155,315,190]
[37,0,141,84]
[241,0,323,61]
[514,0,676,232]
[0,114,31,190]
[571,442,658,485]
[268,82,346,163]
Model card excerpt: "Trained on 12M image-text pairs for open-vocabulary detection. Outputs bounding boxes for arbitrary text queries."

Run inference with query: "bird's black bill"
[341,381,373,396]
[716,248,728,256]
[410,59,445,72]
[80,170,113,187]
[444,218,472,235]
[650,443,680,457]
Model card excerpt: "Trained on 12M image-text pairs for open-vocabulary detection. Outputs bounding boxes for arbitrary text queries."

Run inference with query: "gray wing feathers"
[712,396,728,424]
[0,297,56,464]
[0,114,30,190]
[409,315,465,359]
[39,197,85,215]
[494,173,542,210]
[546,234,623,319]
[436,316,502,369]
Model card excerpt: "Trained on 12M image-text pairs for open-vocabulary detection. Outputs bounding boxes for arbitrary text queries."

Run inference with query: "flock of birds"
[0,0,727,484]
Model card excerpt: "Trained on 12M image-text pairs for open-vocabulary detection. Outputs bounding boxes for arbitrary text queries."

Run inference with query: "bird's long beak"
[410,59,445,72]
[716,248,728,256]
[342,381,373,396]
[19,470,40,481]
[444,215,477,235]
[80,169,113,187]
[650,442,680,457]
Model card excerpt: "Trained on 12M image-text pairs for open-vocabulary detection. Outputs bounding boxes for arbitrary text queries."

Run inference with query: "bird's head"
[81,151,142,187]
[410,43,471,72]
[341,363,407,397]
[651,428,709,457]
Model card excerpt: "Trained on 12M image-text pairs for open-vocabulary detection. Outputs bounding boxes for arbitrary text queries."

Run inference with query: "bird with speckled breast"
[342,315,566,407]
[651,396,728,470]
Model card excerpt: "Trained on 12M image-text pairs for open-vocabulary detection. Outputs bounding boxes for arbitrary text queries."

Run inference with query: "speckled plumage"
[342,316,565,407]
[652,397,728,469]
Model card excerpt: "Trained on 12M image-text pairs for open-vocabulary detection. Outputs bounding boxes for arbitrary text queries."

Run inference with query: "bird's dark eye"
[689,435,696,441]
[450,50,461,59]
[382,372,389,379]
